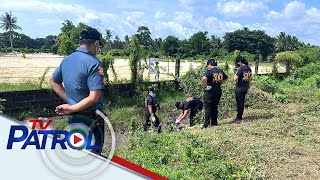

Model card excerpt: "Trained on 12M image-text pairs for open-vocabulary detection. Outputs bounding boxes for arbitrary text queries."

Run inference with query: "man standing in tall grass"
[202,59,228,128]
[144,87,161,133]
[234,56,252,123]
[49,27,105,154]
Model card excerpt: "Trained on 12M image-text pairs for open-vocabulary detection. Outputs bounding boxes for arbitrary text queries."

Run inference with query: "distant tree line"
[53,20,313,62]
[0,32,56,52]
[0,11,316,60]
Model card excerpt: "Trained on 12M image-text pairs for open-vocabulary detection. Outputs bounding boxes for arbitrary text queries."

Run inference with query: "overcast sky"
[0,0,319,45]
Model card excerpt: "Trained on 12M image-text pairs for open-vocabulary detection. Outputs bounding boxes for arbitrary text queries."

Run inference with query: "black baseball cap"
[148,87,156,92]
[207,59,217,66]
[175,102,182,109]
[79,27,103,47]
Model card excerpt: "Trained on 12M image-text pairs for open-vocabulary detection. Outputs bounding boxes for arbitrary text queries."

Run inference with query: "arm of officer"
[248,76,252,89]
[148,105,154,115]
[234,68,242,82]
[222,72,228,84]
[49,77,66,101]
[233,74,239,82]
[50,64,66,101]
[177,112,184,120]
[70,90,101,112]
[179,110,189,120]
[55,90,101,115]
[202,76,208,87]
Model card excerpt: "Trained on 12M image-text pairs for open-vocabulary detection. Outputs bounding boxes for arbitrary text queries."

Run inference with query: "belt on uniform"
[70,111,104,126]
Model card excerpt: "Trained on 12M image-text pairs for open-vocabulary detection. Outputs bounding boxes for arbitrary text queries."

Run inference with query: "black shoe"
[143,124,150,131]
[234,118,242,124]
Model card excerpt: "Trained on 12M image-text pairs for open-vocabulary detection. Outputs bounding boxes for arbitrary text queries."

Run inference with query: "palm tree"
[105,29,113,50]
[275,32,301,52]
[0,12,22,52]
[275,32,287,52]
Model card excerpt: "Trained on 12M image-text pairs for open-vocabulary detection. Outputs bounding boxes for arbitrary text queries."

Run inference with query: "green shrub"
[275,51,303,74]
[297,47,320,65]
[303,74,320,88]
[98,53,117,82]
[293,62,320,80]
[179,65,205,97]
[254,76,279,94]
[283,77,303,86]
[274,93,288,104]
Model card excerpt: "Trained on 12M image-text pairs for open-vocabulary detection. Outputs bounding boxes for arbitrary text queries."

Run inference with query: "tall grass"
[0,82,40,92]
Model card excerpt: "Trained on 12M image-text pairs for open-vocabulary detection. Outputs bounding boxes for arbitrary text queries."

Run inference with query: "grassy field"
[2,52,318,179]
[4,69,318,179]
[4,75,319,179]
[111,74,320,179]
[0,82,41,92]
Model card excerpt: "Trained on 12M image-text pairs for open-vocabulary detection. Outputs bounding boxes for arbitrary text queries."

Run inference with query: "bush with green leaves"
[253,76,279,94]
[297,47,320,65]
[303,74,320,88]
[179,65,206,97]
[283,77,303,86]
[274,92,288,104]
[275,51,303,74]
[98,53,117,82]
[292,61,320,80]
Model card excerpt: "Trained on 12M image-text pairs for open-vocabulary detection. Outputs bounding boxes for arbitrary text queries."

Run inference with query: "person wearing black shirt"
[234,56,252,123]
[175,96,203,127]
[144,87,161,132]
[202,59,228,128]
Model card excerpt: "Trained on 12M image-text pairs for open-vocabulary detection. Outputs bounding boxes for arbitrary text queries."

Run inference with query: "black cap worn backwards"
[79,27,103,46]
[175,102,182,109]
[207,59,217,66]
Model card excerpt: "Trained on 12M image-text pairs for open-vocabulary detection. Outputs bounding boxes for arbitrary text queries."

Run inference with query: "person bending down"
[175,96,203,127]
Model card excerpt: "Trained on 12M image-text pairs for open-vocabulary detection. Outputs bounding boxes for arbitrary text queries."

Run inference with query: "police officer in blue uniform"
[175,96,203,127]
[49,27,105,154]
[234,56,252,123]
[144,87,161,133]
[202,59,228,128]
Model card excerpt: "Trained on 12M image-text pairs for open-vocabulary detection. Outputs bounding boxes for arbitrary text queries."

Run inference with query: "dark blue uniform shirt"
[145,95,158,114]
[52,47,105,112]
[236,65,252,88]
[204,67,228,92]
[182,97,201,110]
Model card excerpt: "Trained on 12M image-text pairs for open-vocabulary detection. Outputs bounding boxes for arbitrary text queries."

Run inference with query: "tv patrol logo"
[7,119,99,150]
[6,110,116,180]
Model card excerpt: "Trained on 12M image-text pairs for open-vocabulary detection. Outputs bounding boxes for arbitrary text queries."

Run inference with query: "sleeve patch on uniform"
[98,66,104,76]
